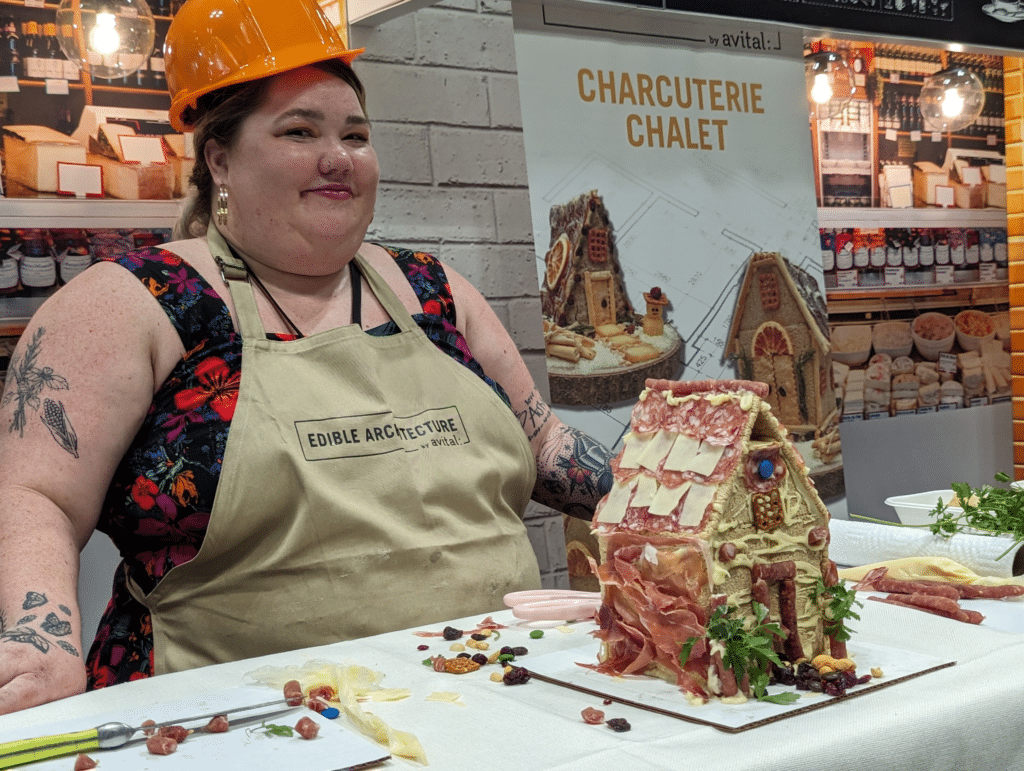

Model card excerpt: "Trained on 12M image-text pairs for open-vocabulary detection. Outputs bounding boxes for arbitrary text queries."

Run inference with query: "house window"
[752,488,784,531]
[758,269,780,310]
[588,228,609,263]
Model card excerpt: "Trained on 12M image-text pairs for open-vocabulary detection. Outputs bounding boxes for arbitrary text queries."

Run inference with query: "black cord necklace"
[224,243,362,338]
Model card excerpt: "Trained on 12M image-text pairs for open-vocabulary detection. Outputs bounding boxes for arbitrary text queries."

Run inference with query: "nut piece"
[449,643,465,652]
[443,657,482,674]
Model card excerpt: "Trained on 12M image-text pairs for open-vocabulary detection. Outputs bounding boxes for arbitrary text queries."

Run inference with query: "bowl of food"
[954,309,995,352]
[872,320,912,358]
[911,312,955,361]
[884,490,964,526]
[830,324,872,366]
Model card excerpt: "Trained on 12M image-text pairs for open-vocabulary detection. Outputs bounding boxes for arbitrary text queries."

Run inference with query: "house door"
[752,322,800,426]
[585,270,617,328]
[750,561,805,662]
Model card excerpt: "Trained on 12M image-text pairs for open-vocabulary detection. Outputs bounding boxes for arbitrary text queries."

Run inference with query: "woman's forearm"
[532,421,614,520]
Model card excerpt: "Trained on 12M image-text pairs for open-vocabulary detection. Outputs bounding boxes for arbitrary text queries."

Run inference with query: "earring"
[216,185,229,226]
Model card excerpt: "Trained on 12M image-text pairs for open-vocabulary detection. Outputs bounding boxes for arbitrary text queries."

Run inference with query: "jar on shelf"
[17,229,56,296]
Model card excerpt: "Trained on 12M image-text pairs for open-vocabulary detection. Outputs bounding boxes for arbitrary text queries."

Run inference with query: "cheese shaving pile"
[838,556,1024,587]
[244,659,427,764]
[425,691,464,705]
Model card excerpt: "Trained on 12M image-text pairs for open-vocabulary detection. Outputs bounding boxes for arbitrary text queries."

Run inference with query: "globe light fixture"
[918,67,985,134]
[804,51,855,121]
[55,0,156,80]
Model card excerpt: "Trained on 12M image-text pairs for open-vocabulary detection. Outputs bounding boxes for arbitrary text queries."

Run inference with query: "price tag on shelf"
[934,264,955,284]
[937,402,959,412]
[56,163,103,199]
[938,352,958,375]
[980,263,998,282]
[911,131,922,142]
[884,266,905,286]
[931,132,942,142]
[890,73,900,83]
[24,0,46,7]
[45,79,69,96]
[836,269,859,289]
[0,76,19,93]
[988,134,998,146]
[969,396,990,408]
[885,128,898,141]
[916,406,937,414]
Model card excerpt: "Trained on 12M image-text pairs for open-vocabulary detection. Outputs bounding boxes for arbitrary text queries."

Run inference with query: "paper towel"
[830,518,1024,578]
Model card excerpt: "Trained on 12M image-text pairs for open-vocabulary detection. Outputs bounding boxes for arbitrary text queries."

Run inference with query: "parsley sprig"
[928,472,1024,561]
[680,602,800,706]
[247,721,294,738]
[811,579,861,643]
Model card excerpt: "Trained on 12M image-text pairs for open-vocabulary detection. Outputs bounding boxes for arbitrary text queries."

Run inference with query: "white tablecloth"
[3,600,1024,770]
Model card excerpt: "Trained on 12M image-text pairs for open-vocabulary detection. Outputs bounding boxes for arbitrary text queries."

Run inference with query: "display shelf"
[817,207,1009,227]
[0,197,182,228]
[826,281,1007,319]
[10,79,167,96]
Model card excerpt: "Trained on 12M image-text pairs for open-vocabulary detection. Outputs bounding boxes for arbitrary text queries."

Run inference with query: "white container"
[911,312,955,361]
[831,324,872,366]
[954,309,996,352]
[885,490,960,526]
[872,320,912,358]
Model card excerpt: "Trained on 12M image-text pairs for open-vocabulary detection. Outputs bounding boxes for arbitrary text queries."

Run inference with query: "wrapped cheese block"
[2,125,87,193]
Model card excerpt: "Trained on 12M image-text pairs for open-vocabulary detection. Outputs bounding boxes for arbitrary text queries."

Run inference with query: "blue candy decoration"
[321,707,340,719]
[758,459,774,479]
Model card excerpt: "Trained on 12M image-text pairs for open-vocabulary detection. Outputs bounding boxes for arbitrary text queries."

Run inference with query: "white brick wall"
[351,1,570,589]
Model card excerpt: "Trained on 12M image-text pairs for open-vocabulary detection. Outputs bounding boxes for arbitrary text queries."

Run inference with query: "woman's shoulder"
[96,238,234,340]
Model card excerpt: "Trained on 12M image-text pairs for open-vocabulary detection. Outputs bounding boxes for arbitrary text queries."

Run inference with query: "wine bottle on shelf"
[20,20,41,79]
[149,37,166,90]
[43,23,64,81]
[2,15,22,79]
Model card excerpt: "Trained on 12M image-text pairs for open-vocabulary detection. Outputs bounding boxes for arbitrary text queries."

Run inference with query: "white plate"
[884,490,959,526]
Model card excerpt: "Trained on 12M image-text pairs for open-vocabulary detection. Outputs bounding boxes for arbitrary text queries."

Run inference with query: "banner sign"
[590,0,1024,53]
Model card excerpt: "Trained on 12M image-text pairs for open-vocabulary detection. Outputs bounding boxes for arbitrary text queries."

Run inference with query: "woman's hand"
[0,607,88,715]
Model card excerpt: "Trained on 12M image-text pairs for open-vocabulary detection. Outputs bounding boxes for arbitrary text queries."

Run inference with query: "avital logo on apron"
[296,406,471,460]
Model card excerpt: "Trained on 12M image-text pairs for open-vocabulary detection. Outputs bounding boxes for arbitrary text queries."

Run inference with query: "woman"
[0,0,612,714]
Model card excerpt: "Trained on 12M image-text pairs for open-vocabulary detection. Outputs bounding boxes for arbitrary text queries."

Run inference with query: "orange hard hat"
[164,0,363,132]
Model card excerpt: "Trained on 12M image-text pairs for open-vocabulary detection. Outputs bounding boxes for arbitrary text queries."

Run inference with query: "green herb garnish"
[812,578,862,642]
[850,472,1024,562]
[680,602,800,706]
[247,721,294,737]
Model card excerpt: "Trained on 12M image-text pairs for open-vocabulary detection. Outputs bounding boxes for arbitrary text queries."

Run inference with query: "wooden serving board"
[548,337,682,406]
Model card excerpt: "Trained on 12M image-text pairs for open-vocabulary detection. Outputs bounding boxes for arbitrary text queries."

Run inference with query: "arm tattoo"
[2,327,79,457]
[533,424,614,520]
[515,389,553,442]
[0,591,79,658]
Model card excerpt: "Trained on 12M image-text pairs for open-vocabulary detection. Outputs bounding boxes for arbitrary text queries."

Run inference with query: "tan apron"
[128,227,540,675]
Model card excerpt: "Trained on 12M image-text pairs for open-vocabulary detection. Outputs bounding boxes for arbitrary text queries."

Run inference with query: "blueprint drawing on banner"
[513,0,824,450]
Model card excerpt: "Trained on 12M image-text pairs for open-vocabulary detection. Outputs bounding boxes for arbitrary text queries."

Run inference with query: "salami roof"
[594,378,825,534]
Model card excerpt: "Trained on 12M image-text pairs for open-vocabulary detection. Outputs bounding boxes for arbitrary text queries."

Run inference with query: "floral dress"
[85,245,511,688]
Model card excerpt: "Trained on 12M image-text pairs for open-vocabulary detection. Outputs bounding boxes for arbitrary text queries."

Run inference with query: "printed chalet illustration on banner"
[510,1,840,588]
[512,2,828,445]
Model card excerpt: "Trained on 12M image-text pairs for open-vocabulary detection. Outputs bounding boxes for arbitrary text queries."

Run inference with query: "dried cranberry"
[417,644,429,651]
[457,652,471,659]
[511,646,528,657]
[442,626,463,641]
[499,645,514,655]
[470,633,487,641]
[606,718,631,732]
[502,666,531,685]
[471,653,488,666]
[603,699,613,705]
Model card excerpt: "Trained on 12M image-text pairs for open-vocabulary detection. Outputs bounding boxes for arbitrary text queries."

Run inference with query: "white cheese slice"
[688,441,725,476]
[636,430,676,472]
[649,479,690,517]
[618,432,645,470]
[663,433,701,471]
[679,482,717,527]
[633,472,660,507]
[596,477,634,523]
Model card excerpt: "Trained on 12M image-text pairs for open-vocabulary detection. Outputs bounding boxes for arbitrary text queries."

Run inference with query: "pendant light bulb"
[805,51,855,121]
[55,0,156,80]
[919,66,985,133]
